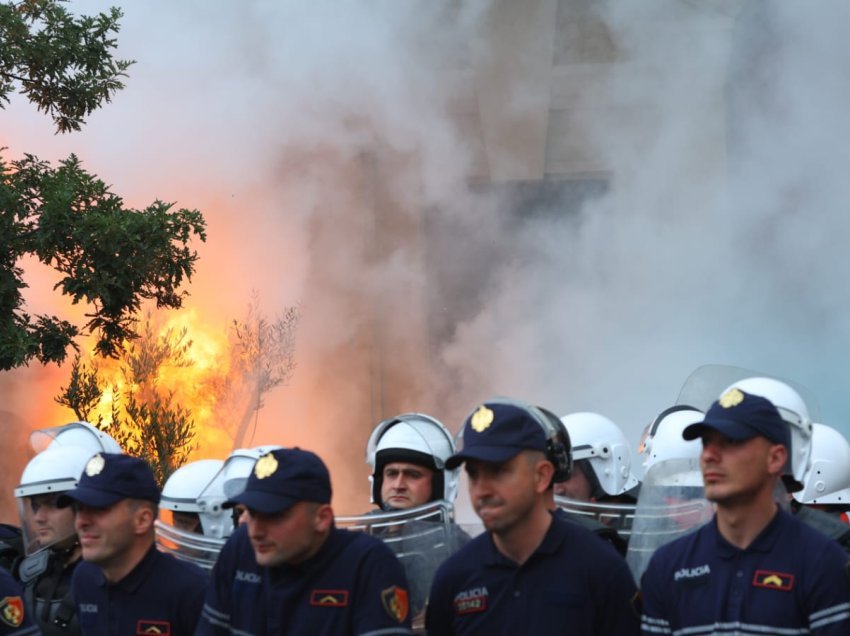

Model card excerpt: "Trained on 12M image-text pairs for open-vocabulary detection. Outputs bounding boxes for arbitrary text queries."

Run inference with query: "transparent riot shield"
[625,458,713,585]
[338,500,468,630]
[675,364,819,419]
[155,514,229,571]
[553,496,636,539]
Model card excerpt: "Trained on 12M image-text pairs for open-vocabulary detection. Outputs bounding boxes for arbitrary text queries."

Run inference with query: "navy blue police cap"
[223,448,332,515]
[446,402,547,469]
[58,453,160,508]
[682,388,791,450]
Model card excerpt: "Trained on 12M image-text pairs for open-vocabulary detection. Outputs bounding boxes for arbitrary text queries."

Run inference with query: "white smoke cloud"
[2,0,849,516]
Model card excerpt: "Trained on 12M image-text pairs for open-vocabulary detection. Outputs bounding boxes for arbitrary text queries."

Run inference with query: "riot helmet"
[793,423,850,506]
[160,459,229,538]
[640,405,705,473]
[15,422,121,555]
[30,421,123,455]
[558,412,639,499]
[366,413,458,509]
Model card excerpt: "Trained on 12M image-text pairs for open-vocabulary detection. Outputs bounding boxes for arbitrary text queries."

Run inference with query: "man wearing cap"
[425,399,640,635]
[640,388,850,635]
[58,453,207,635]
[196,447,414,635]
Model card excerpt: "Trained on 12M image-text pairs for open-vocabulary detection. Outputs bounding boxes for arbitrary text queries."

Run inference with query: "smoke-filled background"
[2,0,849,516]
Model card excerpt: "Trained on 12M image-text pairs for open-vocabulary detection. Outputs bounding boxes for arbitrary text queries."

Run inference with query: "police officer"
[156,459,232,571]
[363,413,471,620]
[0,566,37,635]
[640,388,850,635]
[425,398,640,635]
[554,412,640,503]
[196,447,414,635]
[14,421,123,635]
[790,422,850,551]
[544,414,629,557]
[15,445,91,634]
[367,413,458,511]
[58,453,207,635]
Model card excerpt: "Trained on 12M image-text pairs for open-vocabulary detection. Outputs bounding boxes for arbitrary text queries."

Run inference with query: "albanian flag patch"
[0,596,23,628]
[381,586,409,623]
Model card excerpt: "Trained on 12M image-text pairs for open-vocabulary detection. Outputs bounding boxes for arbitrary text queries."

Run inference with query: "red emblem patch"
[381,586,409,623]
[136,619,171,634]
[310,589,349,607]
[752,570,794,591]
[0,596,23,628]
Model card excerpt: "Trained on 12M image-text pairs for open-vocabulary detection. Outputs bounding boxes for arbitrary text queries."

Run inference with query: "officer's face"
[700,430,786,505]
[29,494,75,547]
[381,462,434,509]
[75,500,147,576]
[466,451,550,534]
[246,501,332,567]
[172,511,202,534]
[552,462,595,501]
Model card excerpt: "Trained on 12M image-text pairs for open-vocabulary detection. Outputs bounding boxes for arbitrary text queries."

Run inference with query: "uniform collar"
[483,511,567,567]
[97,542,160,591]
[713,506,788,558]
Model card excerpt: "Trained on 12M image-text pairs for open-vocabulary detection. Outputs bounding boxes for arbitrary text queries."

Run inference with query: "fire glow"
[75,307,266,465]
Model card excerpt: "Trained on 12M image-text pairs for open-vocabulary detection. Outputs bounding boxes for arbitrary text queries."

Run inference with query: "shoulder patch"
[752,570,794,591]
[381,586,409,624]
[0,596,23,627]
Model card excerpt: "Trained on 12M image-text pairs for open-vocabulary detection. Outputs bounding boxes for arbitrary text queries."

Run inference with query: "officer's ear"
[533,456,555,495]
[766,442,787,477]
[127,499,155,535]
[312,503,334,534]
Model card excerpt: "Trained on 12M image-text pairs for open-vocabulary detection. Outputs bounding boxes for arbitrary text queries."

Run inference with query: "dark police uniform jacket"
[0,567,38,636]
[72,544,207,635]
[425,512,640,635]
[18,547,80,635]
[641,508,850,635]
[196,524,414,635]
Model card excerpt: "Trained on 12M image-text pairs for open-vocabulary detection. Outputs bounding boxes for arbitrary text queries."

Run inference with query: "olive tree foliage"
[227,295,299,448]
[0,1,207,371]
[56,298,301,480]
[56,316,196,486]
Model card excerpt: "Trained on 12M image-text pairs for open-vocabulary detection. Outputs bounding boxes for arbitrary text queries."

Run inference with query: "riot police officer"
[360,413,470,620]
[14,422,121,635]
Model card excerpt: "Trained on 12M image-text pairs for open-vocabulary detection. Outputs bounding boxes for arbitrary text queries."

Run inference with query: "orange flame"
[81,308,247,462]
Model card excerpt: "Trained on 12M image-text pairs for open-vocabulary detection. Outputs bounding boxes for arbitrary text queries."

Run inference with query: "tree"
[56,316,197,486]
[55,300,301,484]
[0,0,133,133]
[0,1,207,371]
[227,295,300,449]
